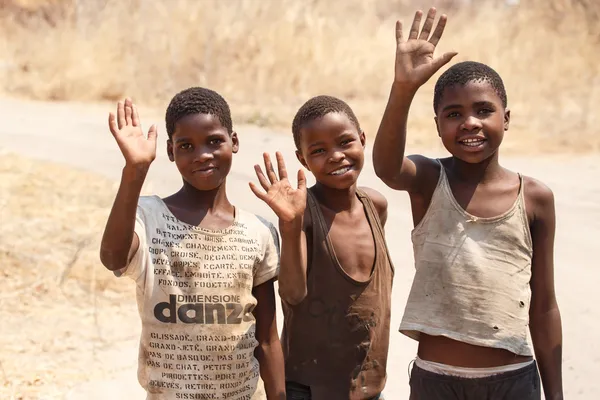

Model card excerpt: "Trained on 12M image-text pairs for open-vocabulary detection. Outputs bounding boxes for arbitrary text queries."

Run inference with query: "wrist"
[279,217,303,234]
[390,81,419,98]
[122,164,150,182]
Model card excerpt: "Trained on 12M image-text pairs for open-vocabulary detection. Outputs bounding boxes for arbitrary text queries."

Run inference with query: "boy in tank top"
[249,95,394,399]
[372,8,563,400]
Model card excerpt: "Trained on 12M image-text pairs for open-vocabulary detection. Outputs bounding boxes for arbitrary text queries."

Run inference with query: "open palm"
[108,98,157,168]
[395,7,458,88]
[249,152,306,223]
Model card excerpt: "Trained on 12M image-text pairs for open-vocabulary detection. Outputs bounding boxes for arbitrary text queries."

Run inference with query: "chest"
[322,207,376,282]
[449,178,522,219]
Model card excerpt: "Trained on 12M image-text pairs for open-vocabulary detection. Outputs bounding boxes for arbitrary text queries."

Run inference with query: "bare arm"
[250,152,308,305]
[278,217,308,304]
[100,166,147,271]
[99,98,157,271]
[373,8,456,192]
[527,178,563,400]
[252,278,286,399]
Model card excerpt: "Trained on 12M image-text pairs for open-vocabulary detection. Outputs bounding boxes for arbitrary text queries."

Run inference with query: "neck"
[173,179,232,212]
[450,151,504,184]
[312,182,359,212]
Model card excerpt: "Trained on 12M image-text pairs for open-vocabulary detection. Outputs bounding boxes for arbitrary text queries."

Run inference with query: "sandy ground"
[0,96,598,399]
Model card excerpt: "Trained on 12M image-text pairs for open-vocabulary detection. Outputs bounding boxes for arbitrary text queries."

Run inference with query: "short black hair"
[292,95,361,150]
[433,61,507,113]
[165,87,232,138]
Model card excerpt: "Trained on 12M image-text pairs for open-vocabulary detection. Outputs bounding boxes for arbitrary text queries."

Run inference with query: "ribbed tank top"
[400,161,534,356]
[281,188,394,399]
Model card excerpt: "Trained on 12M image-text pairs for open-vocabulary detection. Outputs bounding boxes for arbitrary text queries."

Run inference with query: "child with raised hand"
[250,95,394,400]
[100,89,285,399]
[373,7,562,400]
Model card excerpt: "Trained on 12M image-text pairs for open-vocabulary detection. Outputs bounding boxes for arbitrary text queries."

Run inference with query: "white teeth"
[460,138,485,147]
[331,166,351,175]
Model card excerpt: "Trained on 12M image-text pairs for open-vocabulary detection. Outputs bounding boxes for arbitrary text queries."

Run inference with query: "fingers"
[125,98,133,126]
[408,10,422,40]
[275,151,288,180]
[418,7,437,41]
[108,112,119,136]
[431,51,459,72]
[147,124,158,143]
[263,153,278,184]
[429,14,448,47]
[249,182,269,203]
[297,169,307,191]
[395,20,403,44]
[117,101,126,129]
[132,103,141,127]
[254,164,271,191]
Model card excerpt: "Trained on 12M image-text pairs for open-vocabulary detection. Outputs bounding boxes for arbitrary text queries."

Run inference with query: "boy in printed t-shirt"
[373,8,562,400]
[249,96,394,400]
[99,88,286,399]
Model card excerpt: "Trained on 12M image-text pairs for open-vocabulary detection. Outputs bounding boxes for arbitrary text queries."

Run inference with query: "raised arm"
[373,8,456,192]
[527,178,563,399]
[100,98,157,271]
[249,152,308,305]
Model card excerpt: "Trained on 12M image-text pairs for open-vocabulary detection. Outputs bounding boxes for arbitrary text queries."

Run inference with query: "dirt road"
[1,97,598,399]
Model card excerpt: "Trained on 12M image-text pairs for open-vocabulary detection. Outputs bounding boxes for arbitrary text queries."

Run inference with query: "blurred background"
[0,0,598,399]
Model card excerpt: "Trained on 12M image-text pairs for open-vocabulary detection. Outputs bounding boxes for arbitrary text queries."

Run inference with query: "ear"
[295,150,309,171]
[231,131,239,153]
[167,139,174,162]
[504,108,510,131]
[359,130,366,148]
[434,116,441,137]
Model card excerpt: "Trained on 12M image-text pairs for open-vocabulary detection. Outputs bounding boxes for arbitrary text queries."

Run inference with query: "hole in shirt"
[519,301,525,307]
[493,326,499,330]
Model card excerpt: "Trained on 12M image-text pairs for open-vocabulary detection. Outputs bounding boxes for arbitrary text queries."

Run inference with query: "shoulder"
[358,186,389,226]
[135,195,164,224]
[409,154,442,176]
[358,187,388,215]
[236,209,279,243]
[523,175,555,221]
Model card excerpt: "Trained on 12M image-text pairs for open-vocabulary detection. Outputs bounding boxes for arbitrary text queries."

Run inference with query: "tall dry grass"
[1,0,599,151]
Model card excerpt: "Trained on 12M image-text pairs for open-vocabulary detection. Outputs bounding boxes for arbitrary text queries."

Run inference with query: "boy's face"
[167,113,238,191]
[295,112,365,190]
[435,80,510,164]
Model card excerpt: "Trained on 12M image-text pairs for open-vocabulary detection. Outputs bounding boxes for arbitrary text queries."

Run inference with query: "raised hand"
[108,98,157,168]
[394,7,457,89]
[249,152,307,223]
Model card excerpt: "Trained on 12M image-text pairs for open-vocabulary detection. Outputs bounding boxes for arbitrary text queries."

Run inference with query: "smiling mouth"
[459,137,487,147]
[193,166,217,174]
[329,165,353,175]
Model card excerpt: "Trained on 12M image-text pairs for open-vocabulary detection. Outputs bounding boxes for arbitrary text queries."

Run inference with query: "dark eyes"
[178,138,224,150]
[309,139,353,155]
[446,109,493,118]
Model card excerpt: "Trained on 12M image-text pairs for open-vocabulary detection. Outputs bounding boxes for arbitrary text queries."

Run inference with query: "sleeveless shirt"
[281,188,395,400]
[400,161,534,356]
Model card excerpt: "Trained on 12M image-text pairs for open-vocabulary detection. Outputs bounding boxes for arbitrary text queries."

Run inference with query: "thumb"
[431,51,458,72]
[147,124,158,143]
[297,169,307,191]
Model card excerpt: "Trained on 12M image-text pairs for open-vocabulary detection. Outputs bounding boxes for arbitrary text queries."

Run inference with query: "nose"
[193,146,214,163]
[461,115,483,131]
[329,150,345,163]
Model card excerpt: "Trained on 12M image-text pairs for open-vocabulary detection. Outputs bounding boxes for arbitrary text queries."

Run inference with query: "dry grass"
[0,0,599,152]
[0,151,140,399]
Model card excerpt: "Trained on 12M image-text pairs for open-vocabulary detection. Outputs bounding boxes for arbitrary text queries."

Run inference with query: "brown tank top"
[281,188,394,400]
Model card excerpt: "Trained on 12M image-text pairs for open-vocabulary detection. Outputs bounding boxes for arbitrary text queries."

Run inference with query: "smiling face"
[167,113,238,191]
[295,112,365,190]
[435,80,510,164]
